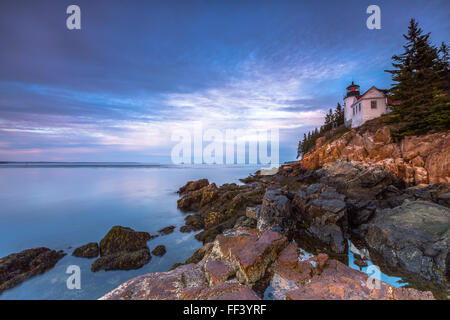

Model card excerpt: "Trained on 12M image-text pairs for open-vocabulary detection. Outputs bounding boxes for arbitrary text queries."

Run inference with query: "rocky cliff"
[300,120,449,185]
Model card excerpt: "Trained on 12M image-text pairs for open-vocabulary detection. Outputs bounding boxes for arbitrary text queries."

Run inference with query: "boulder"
[0,247,66,294]
[178,179,209,194]
[72,242,99,258]
[364,201,449,285]
[152,245,166,257]
[99,226,151,256]
[91,249,151,272]
[158,225,175,235]
[177,183,218,211]
[92,226,152,272]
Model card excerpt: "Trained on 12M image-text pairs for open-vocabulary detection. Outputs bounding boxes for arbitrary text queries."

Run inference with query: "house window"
[353,107,355,115]
[359,104,361,112]
[371,101,377,109]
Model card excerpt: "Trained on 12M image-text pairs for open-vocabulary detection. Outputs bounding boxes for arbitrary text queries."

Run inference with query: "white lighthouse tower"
[343,81,360,126]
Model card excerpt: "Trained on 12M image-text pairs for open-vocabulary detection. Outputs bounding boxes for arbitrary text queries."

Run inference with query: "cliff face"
[300,125,449,185]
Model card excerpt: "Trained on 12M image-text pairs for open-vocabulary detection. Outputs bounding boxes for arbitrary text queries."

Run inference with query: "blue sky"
[0,0,448,163]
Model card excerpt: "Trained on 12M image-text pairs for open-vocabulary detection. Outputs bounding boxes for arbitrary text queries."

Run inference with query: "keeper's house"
[343,82,397,128]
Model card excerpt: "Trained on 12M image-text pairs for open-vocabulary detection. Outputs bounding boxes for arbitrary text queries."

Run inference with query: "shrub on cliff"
[297,103,345,158]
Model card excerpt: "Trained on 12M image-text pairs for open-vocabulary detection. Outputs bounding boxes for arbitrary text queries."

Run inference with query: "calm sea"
[0,163,259,299]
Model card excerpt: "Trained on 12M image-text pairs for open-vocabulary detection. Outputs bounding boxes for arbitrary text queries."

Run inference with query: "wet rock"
[364,201,449,285]
[152,245,166,257]
[72,242,99,258]
[91,249,151,272]
[92,226,152,272]
[99,226,151,256]
[180,215,203,233]
[158,225,175,235]
[0,248,66,294]
[178,179,209,194]
[177,183,218,211]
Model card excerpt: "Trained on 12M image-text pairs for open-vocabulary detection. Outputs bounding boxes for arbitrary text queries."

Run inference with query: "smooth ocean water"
[0,164,259,300]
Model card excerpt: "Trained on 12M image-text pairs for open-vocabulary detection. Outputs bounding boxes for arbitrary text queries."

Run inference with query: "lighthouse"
[343,81,360,126]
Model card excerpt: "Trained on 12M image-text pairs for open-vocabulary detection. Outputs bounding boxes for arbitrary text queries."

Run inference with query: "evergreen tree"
[334,103,344,127]
[386,18,449,139]
[323,108,333,131]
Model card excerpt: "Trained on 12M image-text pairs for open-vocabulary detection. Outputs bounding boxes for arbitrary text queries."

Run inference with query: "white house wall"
[348,87,389,128]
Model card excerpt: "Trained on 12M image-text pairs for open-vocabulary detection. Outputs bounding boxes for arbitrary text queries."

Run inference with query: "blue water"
[347,241,406,288]
[0,164,259,300]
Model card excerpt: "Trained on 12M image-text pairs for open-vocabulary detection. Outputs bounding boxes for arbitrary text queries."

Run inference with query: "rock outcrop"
[299,122,449,185]
[72,242,99,258]
[91,226,152,272]
[101,229,434,300]
[177,180,264,243]
[158,225,175,235]
[152,245,167,257]
[178,179,210,194]
[0,247,66,294]
[363,200,449,286]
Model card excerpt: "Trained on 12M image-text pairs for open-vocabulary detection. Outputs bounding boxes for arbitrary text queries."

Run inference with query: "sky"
[0,0,449,163]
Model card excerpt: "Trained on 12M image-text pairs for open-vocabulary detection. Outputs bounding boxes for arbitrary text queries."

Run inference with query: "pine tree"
[296,139,303,159]
[386,18,449,139]
[334,103,344,127]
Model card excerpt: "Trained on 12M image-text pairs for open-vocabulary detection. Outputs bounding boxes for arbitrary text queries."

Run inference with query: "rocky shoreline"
[103,153,449,300]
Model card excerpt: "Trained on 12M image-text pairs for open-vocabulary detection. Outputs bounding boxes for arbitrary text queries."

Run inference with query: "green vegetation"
[386,18,449,140]
[296,103,344,158]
